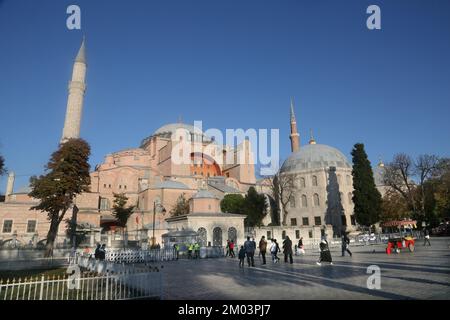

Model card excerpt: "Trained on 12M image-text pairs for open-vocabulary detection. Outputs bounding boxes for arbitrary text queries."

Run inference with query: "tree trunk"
[45,218,60,257]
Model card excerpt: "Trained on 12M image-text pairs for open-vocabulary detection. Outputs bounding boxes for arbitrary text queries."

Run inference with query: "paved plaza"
[160,237,450,300]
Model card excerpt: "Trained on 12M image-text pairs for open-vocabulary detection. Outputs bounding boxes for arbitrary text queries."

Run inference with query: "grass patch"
[0,268,67,282]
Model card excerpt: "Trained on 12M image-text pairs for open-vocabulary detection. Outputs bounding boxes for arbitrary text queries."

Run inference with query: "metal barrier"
[0,269,162,300]
[105,248,176,263]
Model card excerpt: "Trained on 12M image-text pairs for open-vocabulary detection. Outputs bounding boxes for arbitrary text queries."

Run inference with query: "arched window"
[313,193,320,207]
[300,177,306,188]
[228,227,237,244]
[312,175,318,187]
[346,175,351,186]
[213,227,223,247]
[301,195,308,207]
[290,196,296,208]
[340,192,344,204]
[197,228,207,247]
[337,174,342,185]
[282,230,286,240]
[348,192,353,204]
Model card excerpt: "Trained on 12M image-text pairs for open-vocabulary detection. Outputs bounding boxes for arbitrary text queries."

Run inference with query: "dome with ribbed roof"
[140,123,213,147]
[154,123,201,136]
[280,144,351,173]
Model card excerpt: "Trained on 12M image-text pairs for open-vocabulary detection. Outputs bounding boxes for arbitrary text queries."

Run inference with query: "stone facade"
[165,191,246,247]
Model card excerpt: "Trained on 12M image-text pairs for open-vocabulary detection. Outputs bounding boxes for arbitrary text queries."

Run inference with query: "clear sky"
[0,0,449,192]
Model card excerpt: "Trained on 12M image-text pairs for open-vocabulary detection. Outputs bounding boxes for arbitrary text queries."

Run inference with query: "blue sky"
[0,0,449,192]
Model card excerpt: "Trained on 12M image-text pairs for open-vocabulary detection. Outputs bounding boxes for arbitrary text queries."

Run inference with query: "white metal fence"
[0,270,162,300]
[105,248,176,263]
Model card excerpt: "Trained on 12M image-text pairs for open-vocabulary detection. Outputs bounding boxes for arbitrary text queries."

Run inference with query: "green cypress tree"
[220,194,245,214]
[243,187,267,227]
[351,143,382,230]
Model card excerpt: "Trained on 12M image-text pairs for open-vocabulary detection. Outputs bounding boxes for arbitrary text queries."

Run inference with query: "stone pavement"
[159,237,450,300]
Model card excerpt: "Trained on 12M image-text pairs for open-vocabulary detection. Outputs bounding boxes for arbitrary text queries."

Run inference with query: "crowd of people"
[234,235,314,268]
[173,242,201,260]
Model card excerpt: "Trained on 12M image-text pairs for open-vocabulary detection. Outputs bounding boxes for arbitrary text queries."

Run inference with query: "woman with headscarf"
[283,236,293,264]
[316,239,333,266]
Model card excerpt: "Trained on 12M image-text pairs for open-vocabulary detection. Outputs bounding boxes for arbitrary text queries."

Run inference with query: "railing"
[105,248,177,264]
[0,270,162,300]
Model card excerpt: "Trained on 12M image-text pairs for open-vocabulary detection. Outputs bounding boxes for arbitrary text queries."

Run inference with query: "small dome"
[280,144,351,173]
[192,190,219,199]
[154,180,190,190]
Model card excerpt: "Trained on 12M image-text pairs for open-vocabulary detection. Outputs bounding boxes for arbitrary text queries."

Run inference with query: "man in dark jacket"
[94,244,101,260]
[341,233,352,257]
[258,236,267,265]
[244,236,256,267]
[283,236,293,264]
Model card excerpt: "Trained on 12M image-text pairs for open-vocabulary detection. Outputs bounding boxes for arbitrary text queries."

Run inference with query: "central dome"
[280,144,351,173]
[140,122,211,147]
[154,123,201,136]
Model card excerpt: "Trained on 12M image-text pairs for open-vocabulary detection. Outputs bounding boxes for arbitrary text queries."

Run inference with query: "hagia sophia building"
[0,40,385,248]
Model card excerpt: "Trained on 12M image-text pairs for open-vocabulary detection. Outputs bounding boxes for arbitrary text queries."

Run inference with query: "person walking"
[174,243,180,260]
[258,236,267,265]
[297,237,305,255]
[270,238,280,263]
[99,244,106,261]
[423,229,431,246]
[188,243,194,259]
[283,236,293,264]
[194,242,200,259]
[317,239,333,266]
[94,244,101,260]
[225,240,230,257]
[244,236,256,267]
[229,240,235,258]
[238,246,246,268]
[341,233,352,257]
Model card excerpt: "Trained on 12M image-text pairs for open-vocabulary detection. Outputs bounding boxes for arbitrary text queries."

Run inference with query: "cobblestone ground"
[160,237,450,300]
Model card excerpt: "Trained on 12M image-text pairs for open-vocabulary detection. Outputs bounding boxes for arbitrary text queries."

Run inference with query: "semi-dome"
[280,144,351,173]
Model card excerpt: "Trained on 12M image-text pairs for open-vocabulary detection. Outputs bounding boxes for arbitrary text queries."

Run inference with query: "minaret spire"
[75,36,86,64]
[61,38,87,144]
[289,98,300,152]
[309,129,316,145]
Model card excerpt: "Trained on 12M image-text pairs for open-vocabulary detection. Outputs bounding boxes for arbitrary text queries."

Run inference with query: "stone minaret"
[5,172,15,198]
[61,38,87,144]
[289,98,300,153]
